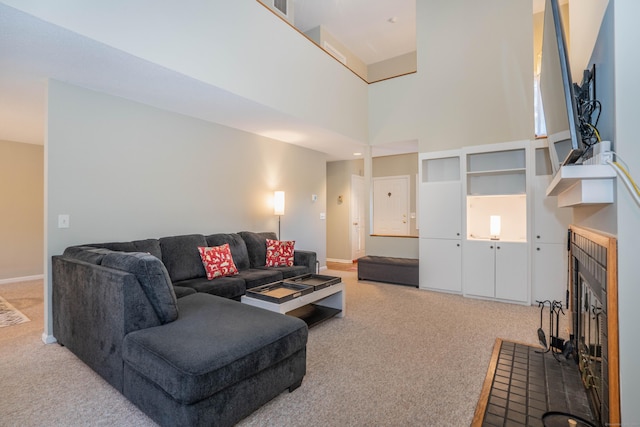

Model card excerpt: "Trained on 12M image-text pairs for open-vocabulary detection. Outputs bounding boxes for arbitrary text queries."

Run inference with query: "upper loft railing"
[257,0,417,84]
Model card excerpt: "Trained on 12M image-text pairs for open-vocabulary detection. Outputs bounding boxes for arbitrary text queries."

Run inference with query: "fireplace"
[569,226,620,426]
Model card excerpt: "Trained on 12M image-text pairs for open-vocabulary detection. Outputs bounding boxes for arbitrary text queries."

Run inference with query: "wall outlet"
[58,214,70,228]
[320,212,326,220]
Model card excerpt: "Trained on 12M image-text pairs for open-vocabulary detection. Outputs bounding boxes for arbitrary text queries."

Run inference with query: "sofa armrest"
[52,256,161,392]
[294,250,317,273]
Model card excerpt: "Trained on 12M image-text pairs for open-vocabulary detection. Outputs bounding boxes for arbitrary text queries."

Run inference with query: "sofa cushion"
[87,239,162,260]
[102,252,179,324]
[205,233,250,271]
[122,293,308,405]
[198,244,239,280]
[159,234,207,282]
[173,285,197,299]
[259,265,309,279]
[239,231,277,268]
[174,276,246,300]
[63,246,114,265]
[265,239,295,267]
[238,269,283,289]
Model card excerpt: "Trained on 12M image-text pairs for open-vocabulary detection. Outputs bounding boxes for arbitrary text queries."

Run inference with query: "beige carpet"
[0,270,553,426]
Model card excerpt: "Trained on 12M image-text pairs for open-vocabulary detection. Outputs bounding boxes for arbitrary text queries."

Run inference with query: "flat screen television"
[539,0,584,173]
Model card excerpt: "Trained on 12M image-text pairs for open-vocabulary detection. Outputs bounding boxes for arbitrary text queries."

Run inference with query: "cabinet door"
[420,182,462,239]
[463,240,495,298]
[532,243,568,305]
[419,238,462,293]
[533,175,571,244]
[495,242,528,302]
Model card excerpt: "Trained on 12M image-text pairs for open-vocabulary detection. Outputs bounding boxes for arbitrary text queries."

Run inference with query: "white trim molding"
[326,258,354,264]
[0,274,44,285]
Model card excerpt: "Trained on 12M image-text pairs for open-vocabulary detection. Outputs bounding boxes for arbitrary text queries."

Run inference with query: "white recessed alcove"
[466,194,527,242]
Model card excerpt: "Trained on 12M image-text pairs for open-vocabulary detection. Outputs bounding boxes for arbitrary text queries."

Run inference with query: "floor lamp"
[274,191,285,240]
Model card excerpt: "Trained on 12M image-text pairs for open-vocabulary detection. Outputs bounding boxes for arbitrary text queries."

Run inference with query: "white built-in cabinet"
[463,240,528,302]
[531,139,572,305]
[463,141,529,304]
[418,139,570,306]
[418,151,462,293]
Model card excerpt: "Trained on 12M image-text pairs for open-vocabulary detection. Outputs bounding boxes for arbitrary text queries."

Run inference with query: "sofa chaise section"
[123,293,307,427]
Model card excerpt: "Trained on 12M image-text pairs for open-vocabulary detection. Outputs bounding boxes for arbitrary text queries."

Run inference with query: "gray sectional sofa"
[52,231,316,427]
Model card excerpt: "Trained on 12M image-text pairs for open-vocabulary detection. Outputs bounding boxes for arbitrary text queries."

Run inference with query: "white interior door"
[373,176,410,235]
[351,175,365,260]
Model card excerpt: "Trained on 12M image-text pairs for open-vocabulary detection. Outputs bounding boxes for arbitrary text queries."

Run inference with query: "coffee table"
[241,275,345,327]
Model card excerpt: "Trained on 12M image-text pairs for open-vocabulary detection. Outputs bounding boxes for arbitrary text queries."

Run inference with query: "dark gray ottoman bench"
[357,256,419,287]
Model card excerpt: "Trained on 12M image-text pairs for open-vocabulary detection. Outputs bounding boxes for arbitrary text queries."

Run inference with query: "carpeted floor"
[0,269,558,426]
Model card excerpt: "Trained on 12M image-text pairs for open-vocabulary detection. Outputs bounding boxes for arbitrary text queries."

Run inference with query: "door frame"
[350,174,365,261]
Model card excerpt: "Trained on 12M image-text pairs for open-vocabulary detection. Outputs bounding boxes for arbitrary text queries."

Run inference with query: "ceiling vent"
[323,41,347,65]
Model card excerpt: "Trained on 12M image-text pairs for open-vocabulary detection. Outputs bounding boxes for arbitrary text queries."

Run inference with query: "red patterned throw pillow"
[198,244,239,280]
[265,239,295,267]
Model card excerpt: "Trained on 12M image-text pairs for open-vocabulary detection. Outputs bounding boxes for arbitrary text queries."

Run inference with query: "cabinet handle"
[497,246,501,250]
[537,247,541,251]
[537,235,541,239]
[456,243,460,247]
[490,246,494,249]
[456,232,460,236]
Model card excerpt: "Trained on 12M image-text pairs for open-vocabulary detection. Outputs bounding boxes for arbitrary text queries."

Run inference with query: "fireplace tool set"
[536,299,569,360]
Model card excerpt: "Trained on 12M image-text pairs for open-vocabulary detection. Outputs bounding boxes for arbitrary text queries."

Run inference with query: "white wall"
[1,0,368,144]
[613,1,640,423]
[44,80,327,341]
[369,0,534,152]
[368,51,417,83]
[569,0,610,83]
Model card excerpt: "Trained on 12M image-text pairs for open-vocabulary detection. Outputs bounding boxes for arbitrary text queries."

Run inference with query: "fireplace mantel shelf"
[546,164,616,207]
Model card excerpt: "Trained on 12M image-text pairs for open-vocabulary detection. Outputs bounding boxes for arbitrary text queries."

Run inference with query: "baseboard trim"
[0,274,44,285]
[326,258,354,264]
[41,332,57,344]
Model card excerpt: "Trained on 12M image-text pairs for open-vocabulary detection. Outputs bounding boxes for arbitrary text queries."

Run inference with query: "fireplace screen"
[577,274,604,421]
[570,226,619,426]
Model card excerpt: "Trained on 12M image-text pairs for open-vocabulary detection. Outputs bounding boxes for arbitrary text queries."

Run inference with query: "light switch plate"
[58,214,70,228]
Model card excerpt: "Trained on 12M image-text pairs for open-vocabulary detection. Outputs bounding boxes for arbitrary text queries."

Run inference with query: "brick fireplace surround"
[472,226,619,427]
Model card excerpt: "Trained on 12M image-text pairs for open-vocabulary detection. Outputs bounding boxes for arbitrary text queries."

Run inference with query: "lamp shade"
[274,191,285,216]
[490,215,501,237]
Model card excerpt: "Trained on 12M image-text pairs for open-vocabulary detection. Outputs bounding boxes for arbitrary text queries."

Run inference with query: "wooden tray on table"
[284,273,341,291]
[245,281,313,303]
